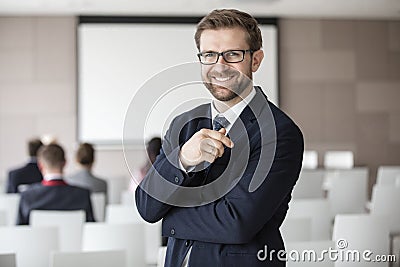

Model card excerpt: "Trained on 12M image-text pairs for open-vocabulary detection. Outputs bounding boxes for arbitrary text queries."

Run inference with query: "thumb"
[218,128,227,135]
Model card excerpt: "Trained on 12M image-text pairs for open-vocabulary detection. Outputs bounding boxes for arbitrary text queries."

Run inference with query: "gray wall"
[0,17,399,193]
[0,17,141,187]
[279,19,400,189]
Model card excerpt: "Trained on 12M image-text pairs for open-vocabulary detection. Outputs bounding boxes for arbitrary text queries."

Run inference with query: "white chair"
[377,166,400,185]
[0,194,20,225]
[370,185,400,217]
[105,205,161,265]
[0,226,59,267]
[105,204,143,223]
[281,217,312,242]
[157,246,167,267]
[121,190,134,205]
[332,214,389,266]
[323,151,354,169]
[0,210,7,226]
[107,177,129,204]
[302,150,318,169]
[0,253,16,267]
[31,210,85,252]
[327,168,368,215]
[286,241,335,267]
[82,222,146,267]
[292,170,326,199]
[287,199,333,240]
[51,250,126,267]
[91,192,106,222]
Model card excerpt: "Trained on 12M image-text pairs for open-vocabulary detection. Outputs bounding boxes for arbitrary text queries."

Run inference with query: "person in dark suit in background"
[66,143,108,200]
[17,143,95,225]
[136,9,303,267]
[6,138,43,193]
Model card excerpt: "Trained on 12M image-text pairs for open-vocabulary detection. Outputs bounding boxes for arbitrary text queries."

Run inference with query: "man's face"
[199,27,258,102]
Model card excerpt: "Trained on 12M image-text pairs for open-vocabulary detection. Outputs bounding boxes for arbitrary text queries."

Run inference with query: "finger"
[200,129,234,148]
[200,139,219,158]
[201,150,218,164]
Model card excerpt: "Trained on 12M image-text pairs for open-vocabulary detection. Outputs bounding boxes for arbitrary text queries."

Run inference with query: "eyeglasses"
[197,49,254,65]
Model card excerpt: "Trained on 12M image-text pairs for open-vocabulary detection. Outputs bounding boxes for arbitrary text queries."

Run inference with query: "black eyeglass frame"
[197,49,254,65]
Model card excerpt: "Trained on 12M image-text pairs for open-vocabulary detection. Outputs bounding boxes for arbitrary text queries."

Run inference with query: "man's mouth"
[212,76,234,82]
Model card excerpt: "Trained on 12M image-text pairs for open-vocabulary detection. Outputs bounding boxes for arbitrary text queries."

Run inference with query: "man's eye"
[203,52,216,58]
[226,51,240,57]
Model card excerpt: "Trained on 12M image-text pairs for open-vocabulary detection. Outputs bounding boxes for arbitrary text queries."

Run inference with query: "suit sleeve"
[16,193,29,225]
[6,171,17,193]
[161,121,304,244]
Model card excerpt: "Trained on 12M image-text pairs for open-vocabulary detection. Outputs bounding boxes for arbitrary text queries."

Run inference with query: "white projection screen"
[77,17,279,145]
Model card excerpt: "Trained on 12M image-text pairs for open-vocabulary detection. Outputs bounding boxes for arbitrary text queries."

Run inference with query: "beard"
[202,65,252,102]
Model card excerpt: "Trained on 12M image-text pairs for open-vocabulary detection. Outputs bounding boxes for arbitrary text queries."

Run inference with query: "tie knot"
[213,115,230,131]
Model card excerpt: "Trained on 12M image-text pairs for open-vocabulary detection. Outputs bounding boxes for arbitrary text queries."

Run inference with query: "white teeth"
[214,76,231,82]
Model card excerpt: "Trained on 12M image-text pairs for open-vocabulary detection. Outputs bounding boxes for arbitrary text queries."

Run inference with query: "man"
[136,9,303,266]
[66,143,108,199]
[17,143,95,225]
[6,138,43,193]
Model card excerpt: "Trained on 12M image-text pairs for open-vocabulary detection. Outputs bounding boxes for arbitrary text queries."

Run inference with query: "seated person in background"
[66,143,107,199]
[129,137,162,190]
[6,138,43,193]
[17,143,95,225]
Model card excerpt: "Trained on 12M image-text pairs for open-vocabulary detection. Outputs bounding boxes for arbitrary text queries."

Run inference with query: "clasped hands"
[179,128,234,169]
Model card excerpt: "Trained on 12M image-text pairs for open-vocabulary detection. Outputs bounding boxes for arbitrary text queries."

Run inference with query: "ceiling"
[0,0,399,20]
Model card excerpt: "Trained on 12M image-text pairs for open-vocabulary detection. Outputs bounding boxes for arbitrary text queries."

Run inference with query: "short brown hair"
[38,144,65,169]
[76,143,95,166]
[194,9,262,51]
[28,138,43,157]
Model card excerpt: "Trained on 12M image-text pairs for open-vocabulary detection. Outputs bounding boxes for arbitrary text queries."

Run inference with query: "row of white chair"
[303,150,354,170]
[0,222,148,267]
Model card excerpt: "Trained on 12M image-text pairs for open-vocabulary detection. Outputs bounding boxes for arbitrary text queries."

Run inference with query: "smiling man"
[136,9,304,267]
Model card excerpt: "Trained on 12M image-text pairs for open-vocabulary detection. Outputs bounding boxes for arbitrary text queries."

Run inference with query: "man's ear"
[37,161,44,173]
[251,50,264,72]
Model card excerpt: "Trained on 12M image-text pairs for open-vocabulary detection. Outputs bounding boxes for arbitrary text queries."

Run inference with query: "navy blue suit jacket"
[136,87,303,267]
[6,162,43,193]
[17,179,95,225]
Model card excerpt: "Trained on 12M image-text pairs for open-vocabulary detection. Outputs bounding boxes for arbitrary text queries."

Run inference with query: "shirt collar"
[211,87,256,130]
[44,173,63,181]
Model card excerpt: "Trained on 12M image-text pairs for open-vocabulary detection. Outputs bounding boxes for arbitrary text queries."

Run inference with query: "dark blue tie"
[212,115,230,131]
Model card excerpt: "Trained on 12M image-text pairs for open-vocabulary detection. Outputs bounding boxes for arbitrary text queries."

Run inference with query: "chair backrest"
[30,210,85,252]
[376,166,400,185]
[0,225,59,267]
[0,194,20,225]
[105,204,161,265]
[0,253,16,267]
[332,214,389,267]
[105,204,144,223]
[0,210,7,226]
[302,150,318,169]
[120,190,134,205]
[107,177,129,204]
[287,199,333,240]
[292,169,326,199]
[370,185,400,218]
[286,241,335,267]
[82,222,146,267]
[91,192,106,222]
[324,151,354,169]
[51,250,126,267]
[281,217,312,242]
[157,247,167,267]
[327,168,368,215]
